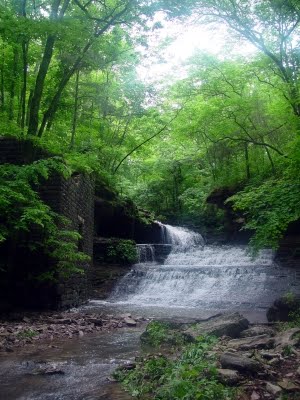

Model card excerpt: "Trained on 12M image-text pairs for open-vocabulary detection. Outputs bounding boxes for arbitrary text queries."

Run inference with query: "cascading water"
[137,244,155,263]
[95,224,299,320]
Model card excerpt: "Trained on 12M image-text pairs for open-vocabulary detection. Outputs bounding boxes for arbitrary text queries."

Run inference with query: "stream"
[1,224,299,399]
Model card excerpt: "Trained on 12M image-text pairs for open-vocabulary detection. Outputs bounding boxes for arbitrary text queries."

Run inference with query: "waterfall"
[137,244,155,263]
[104,224,299,317]
[162,224,204,249]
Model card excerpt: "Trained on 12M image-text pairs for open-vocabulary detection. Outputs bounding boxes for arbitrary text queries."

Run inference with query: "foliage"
[107,239,138,265]
[140,321,189,347]
[16,329,38,339]
[114,335,235,400]
[0,157,89,280]
[0,0,300,257]
[228,168,300,251]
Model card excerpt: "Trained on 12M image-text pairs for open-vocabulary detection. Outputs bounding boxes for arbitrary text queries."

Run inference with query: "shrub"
[0,158,89,281]
[107,239,138,265]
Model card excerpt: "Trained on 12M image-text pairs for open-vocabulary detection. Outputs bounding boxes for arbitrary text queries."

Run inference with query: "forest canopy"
[0,0,299,251]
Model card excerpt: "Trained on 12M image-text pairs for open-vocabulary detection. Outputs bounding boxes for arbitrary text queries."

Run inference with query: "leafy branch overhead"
[0,0,300,256]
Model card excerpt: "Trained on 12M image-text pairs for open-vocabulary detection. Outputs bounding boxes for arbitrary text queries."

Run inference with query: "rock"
[120,313,132,319]
[267,296,300,322]
[184,313,249,339]
[78,330,84,337]
[220,352,261,373]
[277,379,300,391]
[240,326,275,338]
[274,328,300,348]
[51,318,72,324]
[5,346,14,353]
[250,391,260,400]
[265,382,282,396]
[268,358,280,367]
[118,362,136,371]
[217,368,240,384]
[227,335,275,350]
[260,351,281,360]
[87,318,103,326]
[124,318,137,327]
[33,367,65,376]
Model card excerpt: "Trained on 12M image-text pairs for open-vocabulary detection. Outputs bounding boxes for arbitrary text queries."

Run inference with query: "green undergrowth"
[140,321,191,348]
[107,239,138,265]
[278,292,300,331]
[114,322,236,400]
[16,329,38,339]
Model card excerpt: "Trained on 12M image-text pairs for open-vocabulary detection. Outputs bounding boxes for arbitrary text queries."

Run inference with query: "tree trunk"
[8,48,18,121]
[27,34,56,135]
[70,69,80,148]
[20,0,28,130]
[244,142,251,179]
[27,0,62,135]
[0,46,4,111]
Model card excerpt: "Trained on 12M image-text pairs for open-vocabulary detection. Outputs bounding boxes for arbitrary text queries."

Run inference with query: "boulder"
[217,368,240,384]
[227,335,275,350]
[274,327,300,349]
[267,296,300,322]
[124,318,137,327]
[277,379,300,392]
[265,382,282,396]
[184,313,249,340]
[240,326,275,338]
[220,352,261,373]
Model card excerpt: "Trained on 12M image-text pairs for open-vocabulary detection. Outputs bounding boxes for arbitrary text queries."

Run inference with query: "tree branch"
[113,110,182,174]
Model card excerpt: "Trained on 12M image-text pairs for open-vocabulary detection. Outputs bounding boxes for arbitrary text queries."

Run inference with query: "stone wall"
[0,138,94,310]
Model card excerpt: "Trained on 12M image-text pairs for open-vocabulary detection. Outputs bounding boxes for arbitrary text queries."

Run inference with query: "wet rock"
[184,313,249,339]
[32,365,65,375]
[217,368,240,384]
[265,382,282,396]
[118,362,136,371]
[124,318,137,327]
[220,352,261,373]
[240,326,275,338]
[227,335,275,350]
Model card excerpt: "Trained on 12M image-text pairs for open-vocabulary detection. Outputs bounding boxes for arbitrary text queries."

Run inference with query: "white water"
[161,224,204,249]
[137,244,155,263]
[93,224,298,320]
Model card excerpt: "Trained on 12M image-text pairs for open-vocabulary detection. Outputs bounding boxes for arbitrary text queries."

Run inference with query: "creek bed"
[0,328,142,400]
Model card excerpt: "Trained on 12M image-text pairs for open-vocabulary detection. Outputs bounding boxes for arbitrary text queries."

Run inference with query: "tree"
[192,0,300,118]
